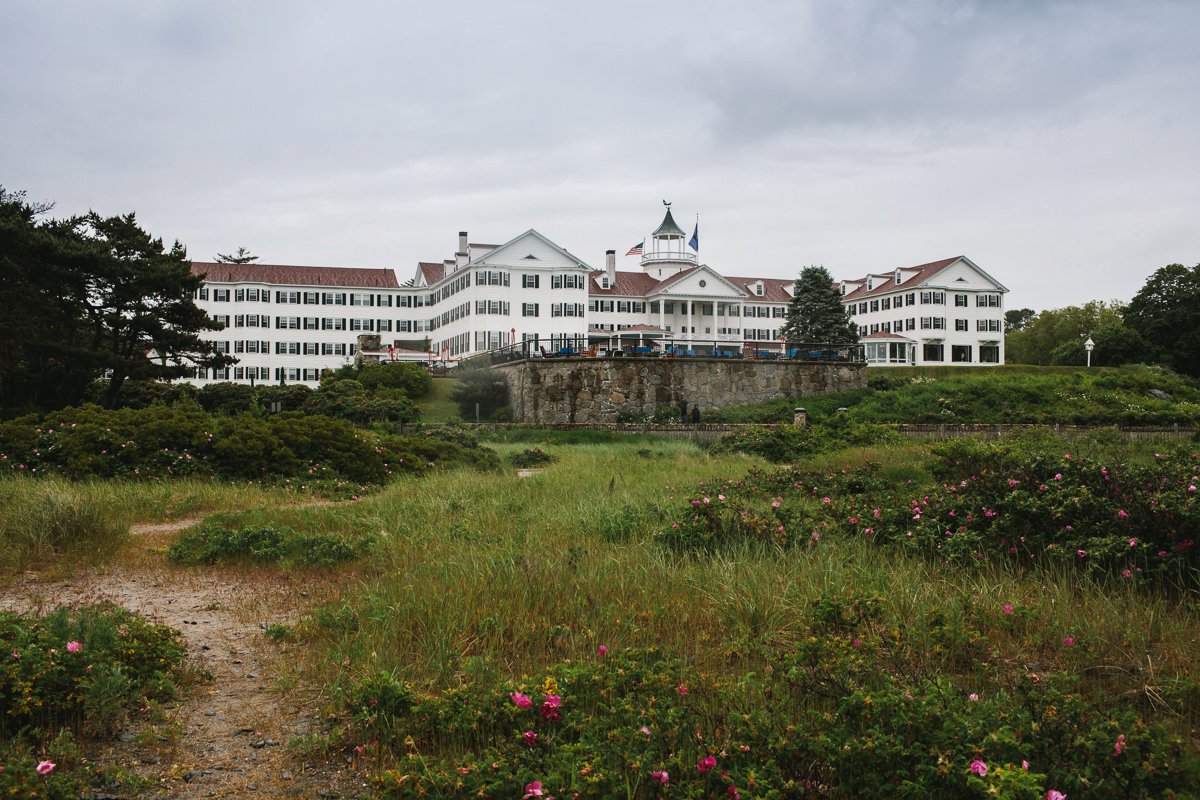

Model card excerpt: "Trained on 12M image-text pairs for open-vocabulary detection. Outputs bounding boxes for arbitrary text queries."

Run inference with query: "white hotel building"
[187,207,1008,384]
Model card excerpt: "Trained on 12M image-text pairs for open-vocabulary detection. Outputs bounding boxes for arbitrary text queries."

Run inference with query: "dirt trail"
[2,535,367,798]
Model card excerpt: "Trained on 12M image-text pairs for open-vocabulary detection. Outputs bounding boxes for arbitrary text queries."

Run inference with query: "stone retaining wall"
[494,357,866,424]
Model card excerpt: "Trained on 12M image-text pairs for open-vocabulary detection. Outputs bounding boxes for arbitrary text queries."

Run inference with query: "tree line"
[1005,263,1200,375]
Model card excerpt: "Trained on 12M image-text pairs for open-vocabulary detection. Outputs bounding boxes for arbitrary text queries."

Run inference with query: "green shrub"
[167,521,370,567]
[356,362,433,398]
[362,646,1198,800]
[508,448,557,468]
[0,479,126,570]
[451,367,510,421]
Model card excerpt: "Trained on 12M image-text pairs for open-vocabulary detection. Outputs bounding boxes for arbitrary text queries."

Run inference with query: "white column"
[659,299,666,334]
[685,300,692,342]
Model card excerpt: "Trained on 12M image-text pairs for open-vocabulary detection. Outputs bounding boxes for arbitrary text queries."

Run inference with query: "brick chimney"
[605,249,616,285]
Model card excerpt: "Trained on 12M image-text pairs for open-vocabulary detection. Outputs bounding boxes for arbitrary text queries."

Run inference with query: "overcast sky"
[3,0,1197,311]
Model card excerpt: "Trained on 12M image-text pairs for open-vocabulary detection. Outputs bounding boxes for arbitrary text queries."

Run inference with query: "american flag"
[625,242,644,256]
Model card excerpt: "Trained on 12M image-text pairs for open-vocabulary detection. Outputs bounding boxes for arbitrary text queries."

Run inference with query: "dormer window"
[840,281,847,295]
[753,281,765,296]
[867,277,874,290]
[895,270,902,285]
[600,276,610,289]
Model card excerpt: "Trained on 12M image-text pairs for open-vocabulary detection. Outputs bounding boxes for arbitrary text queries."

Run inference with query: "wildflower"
[1129,538,1137,547]
[822,497,831,504]
[1117,509,1129,519]
[771,501,780,508]
[354,744,367,753]
[640,726,651,735]
[968,693,979,702]
[1189,485,1197,493]
[677,684,688,696]
[1046,791,1067,800]
[697,755,717,774]
[542,694,562,721]
[10,650,19,660]
[650,770,669,786]
[1008,479,1018,487]
[1003,604,1014,614]
[1022,760,1029,770]
[873,508,881,517]
[1122,569,1132,579]
[969,758,988,777]
[511,691,533,709]
[1113,733,1126,756]
[36,760,55,775]
[1062,636,1075,647]
[597,645,608,656]
[523,731,538,747]
[728,786,742,800]
[523,780,544,798]
[66,641,82,653]
[1077,549,1086,558]
[1054,473,1062,481]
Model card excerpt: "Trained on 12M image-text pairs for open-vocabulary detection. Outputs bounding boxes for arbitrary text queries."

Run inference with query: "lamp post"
[1084,337,1095,368]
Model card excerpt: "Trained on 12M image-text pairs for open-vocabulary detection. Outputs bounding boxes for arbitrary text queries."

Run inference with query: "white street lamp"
[1084,337,1095,368]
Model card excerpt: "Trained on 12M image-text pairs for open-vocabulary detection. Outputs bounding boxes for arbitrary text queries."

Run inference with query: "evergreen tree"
[781,266,859,344]
[1125,263,1200,377]
[214,247,258,263]
[0,188,234,411]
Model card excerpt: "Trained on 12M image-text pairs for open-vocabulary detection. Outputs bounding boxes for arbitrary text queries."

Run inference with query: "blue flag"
[688,223,699,252]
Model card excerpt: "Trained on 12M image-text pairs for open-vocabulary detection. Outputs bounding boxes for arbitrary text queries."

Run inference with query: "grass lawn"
[415,376,463,422]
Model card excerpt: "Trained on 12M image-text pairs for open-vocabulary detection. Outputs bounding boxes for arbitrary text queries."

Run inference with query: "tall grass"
[212,442,1200,729]
[0,476,312,574]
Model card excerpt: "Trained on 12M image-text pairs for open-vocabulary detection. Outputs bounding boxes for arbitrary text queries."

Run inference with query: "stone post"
[793,407,807,427]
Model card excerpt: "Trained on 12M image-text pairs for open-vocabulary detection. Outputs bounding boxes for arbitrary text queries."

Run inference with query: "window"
[617,300,631,313]
[881,297,891,310]
[976,319,1002,332]
[377,319,392,332]
[212,289,230,302]
[477,270,511,287]
[976,294,1002,307]
[923,344,944,362]
[303,317,319,330]
[522,303,539,317]
[275,341,300,354]
[955,319,969,331]
[350,318,374,331]
[906,293,916,306]
[303,342,319,355]
[303,369,321,382]
[551,274,584,290]
[979,345,1000,363]
[522,274,540,289]
[858,302,867,314]
[920,291,945,305]
[375,294,393,307]
[920,317,946,330]
[771,307,785,318]
[952,345,973,362]
[322,318,346,330]
[275,367,301,382]
[322,292,346,305]
[276,316,300,329]
[213,340,230,353]
[870,300,880,313]
[303,291,320,305]
[276,290,300,304]
[475,300,510,315]
[954,294,968,307]
[349,292,373,306]
[196,287,209,300]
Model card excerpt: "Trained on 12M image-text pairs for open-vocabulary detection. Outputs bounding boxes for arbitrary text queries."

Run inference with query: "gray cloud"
[2,0,1197,311]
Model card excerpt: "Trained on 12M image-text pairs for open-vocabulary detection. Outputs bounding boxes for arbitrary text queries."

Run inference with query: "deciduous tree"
[1125,263,1200,377]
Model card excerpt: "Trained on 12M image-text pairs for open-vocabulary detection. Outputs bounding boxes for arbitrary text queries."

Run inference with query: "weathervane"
[663,200,671,207]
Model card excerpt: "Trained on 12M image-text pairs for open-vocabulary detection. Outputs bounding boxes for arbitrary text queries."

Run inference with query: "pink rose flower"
[650,770,669,786]
[1046,791,1067,800]
[597,645,607,656]
[969,758,987,777]
[697,755,717,774]
[66,641,82,653]
[511,691,533,709]
[523,780,544,798]
[36,760,55,775]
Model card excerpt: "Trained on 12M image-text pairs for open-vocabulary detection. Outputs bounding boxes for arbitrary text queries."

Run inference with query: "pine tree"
[215,247,258,263]
[781,266,859,344]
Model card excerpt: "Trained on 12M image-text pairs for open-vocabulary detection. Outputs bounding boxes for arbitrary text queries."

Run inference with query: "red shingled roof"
[588,270,661,297]
[724,276,794,303]
[840,257,961,302]
[418,262,446,284]
[192,262,400,288]
[860,332,913,341]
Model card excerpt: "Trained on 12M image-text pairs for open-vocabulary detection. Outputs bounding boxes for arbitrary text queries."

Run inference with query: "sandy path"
[2,555,367,798]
